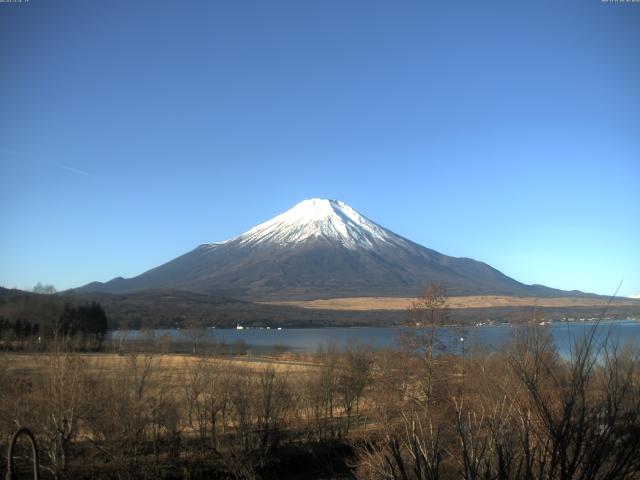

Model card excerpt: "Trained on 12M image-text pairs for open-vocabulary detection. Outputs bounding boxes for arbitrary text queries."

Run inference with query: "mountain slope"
[76,199,584,300]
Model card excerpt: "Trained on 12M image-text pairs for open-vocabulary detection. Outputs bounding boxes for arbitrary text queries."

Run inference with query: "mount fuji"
[77,199,575,300]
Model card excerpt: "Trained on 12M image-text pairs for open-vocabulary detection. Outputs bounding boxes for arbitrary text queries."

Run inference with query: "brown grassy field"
[1,351,316,377]
[262,295,640,311]
[2,328,640,480]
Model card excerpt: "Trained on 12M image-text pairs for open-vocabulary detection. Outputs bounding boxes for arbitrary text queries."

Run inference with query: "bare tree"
[302,344,341,440]
[356,404,444,480]
[338,343,374,433]
[254,365,292,450]
[84,352,157,475]
[229,366,256,453]
[181,357,205,429]
[32,282,57,295]
[34,342,89,477]
[183,318,210,355]
[406,284,448,403]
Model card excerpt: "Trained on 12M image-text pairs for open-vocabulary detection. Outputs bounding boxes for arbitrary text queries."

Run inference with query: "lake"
[108,319,640,356]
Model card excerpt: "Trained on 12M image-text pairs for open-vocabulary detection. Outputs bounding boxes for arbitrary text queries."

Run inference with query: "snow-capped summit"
[232,199,403,250]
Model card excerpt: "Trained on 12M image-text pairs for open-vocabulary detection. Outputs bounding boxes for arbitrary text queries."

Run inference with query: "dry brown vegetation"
[263,295,640,311]
[1,320,639,480]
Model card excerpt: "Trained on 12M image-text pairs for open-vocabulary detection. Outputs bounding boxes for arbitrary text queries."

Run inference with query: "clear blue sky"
[1,0,638,297]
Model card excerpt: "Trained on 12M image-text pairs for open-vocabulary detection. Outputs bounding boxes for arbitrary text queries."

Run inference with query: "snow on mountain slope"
[214,199,406,250]
[75,198,582,300]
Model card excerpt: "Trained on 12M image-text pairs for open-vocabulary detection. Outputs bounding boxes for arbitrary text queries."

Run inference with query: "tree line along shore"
[1,287,639,334]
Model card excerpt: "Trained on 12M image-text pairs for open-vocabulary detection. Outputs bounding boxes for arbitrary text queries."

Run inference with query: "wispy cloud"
[52,162,98,179]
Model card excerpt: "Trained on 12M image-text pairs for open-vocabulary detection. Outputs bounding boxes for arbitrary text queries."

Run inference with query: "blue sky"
[1,0,638,297]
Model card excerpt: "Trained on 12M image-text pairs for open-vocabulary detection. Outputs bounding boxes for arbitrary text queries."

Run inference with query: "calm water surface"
[109,320,640,355]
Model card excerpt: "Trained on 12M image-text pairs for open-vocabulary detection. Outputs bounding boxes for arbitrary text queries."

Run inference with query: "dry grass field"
[263,295,639,311]
[1,351,317,378]
[2,328,640,479]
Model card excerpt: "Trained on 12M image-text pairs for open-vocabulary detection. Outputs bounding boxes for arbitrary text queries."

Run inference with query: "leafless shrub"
[254,365,292,450]
[301,344,341,440]
[338,343,374,433]
[84,352,159,475]
[356,405,444,480]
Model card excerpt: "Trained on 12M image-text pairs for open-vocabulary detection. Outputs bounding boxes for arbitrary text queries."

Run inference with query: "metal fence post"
[5,427,40,480]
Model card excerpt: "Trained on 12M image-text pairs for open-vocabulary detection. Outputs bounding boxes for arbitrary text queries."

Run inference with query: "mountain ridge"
[75,199,599,300]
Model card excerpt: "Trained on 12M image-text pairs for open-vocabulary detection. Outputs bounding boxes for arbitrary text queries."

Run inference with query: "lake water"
[109,320,640,356]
